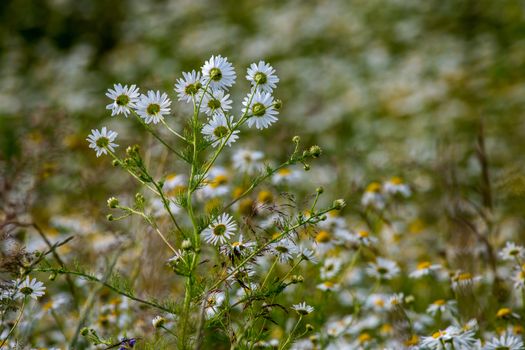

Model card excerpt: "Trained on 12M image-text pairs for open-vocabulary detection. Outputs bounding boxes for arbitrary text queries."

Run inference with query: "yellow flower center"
[358,230,369,238]
[315,230,331,243]
[210,174,228,188]
[358,333,371,343]
[366,182,381,193]
[432,330,446,339]
[496,308,511,318]
[390,176,403,185]
[278,168,292,176]
[433,299,446,306]
[417,261,431,270]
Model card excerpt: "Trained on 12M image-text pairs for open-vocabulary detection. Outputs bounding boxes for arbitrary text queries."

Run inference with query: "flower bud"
[49,272,57,281]
[106,214,114,221]
[112,159,120,167]
[303,164,310,171]
[306,324,314,332]
[333,199,346,210]
[80,327,89,336]
[274,98,283,110]
[309,145,322,158]
[181,239,193,250]
[152,315,166,329]
[292,136,300,144]
[107,197,119,208]
[316,187,324,194]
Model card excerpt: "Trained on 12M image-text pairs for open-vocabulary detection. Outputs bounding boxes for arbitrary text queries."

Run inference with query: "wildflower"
[409,261,442,279]
[270,237,298,263]
[484,334,524,350]
[366,293,389,312]
[426,299,456,317]
[451,271,481,291]
[512,265,525,290]
[221,234,256,258]
[297,247,318,264]
[271,167,302,185]
[291,302,314,316]
[105,83,140,117]
[152,316,166,328]
[496,307,520,320]
[367,258,400,280]
[163,173,187,197]
[361,182,385,210]
[383,177,411,197]
[349,230,378,247]
[243,91,279,130]
[320,257,343,280]
[317,281,340,292]
[202,113,239,148]
[420,326,477,350]
[499,241,525,262]
[202,213,237,246]
[201,89,232,116]
[205,291,225,318]
[202,168,232,199]
[15,276,46,300]
[201,55,236,91]
[86,127,118,157]
[232,149,265,174]
[174,70,202,103]
[135,90,171,124]
[246,61,279,93]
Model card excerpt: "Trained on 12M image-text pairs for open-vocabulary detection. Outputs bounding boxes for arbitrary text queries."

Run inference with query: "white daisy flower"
[366,258,400,280]
[222,234,256,258]
[383,177,411,197]
[270,238,298,263]
[271,167,302,185]
[163,173,188,197]
[365,294,389,312]
[348,230,378,247]
[202,113,239,148]
[246,61,279,93]
[499,241,525,262]
[409,261,442,279]
[361,182,385,210]
[202,213,237,246]
[317,281,340,292]
[135,90,171,124]
[201,90,232,117]
[512,265,525,290]
[105,83,140,117]
[174,70,202,103]
[291,302,314,316]
[320,257,343,280]
[426,299,456,317]
[15,276,46,300]
[205,291,225,319]
[232,149,265,175]
[451,271,482,291]
[243,91,279,130]
[484,334,524,350]
[86,127,118,157]
[201,55,236,91]
[198,166,231,199]
[297,247,318,264]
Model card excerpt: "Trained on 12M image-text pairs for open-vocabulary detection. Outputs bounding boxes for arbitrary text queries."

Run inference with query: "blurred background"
[2,0,525,346]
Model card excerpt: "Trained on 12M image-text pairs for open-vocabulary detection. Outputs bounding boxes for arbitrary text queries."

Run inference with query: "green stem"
[34,267,174,314]
[279,316,302,350]
[0,298,26,349]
